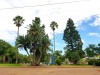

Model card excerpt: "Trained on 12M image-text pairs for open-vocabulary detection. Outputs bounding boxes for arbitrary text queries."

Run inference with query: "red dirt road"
[0,67,100,75]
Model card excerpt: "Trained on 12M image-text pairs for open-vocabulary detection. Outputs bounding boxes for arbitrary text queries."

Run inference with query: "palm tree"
[37,34,50,65]
[50,21,58,63]
[16,35,30,56]
[27,17,50,66]
[16,35,32,63]
[13,15,25,37]
[27,17,44,65]
[13,15,25,63]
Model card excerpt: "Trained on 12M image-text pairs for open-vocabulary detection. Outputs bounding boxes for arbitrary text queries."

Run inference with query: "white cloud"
[90,15,100,27]
[0,0,100,44]
[88,32,100,38]
[82,39,85,43]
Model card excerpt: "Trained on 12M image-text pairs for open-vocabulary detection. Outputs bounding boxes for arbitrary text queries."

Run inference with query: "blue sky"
[0,0,100,54]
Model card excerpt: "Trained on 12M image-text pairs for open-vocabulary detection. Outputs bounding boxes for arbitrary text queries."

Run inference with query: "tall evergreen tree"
[63,18,84,64]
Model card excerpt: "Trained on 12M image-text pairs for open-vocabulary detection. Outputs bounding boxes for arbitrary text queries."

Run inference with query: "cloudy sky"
[0,0,100,54]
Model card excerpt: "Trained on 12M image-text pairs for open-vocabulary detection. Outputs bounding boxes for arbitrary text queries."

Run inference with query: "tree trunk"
[53,30,55,64]
[16,27,19,64]
[16,50,18,64]
[26,50,30,56]
[37,50,42,66]
[17,27,19,37]
[33,49,36,66]
[2,55,6,63]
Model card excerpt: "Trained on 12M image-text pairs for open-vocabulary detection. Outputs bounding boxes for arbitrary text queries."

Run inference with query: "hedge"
[88,59,100,66]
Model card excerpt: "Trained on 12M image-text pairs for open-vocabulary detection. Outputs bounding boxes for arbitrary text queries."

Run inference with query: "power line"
[0,0,89,10]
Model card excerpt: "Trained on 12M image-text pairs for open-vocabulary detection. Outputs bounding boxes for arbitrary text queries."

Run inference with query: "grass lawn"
[0,63,96,68]
[0,64,27,67]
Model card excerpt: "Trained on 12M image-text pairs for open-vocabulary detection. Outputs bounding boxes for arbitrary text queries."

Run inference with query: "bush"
[55,58,61,65]
[78,58,87,64]
[95,59,100,66]
[88,59,96,65]
[88,59,100,66]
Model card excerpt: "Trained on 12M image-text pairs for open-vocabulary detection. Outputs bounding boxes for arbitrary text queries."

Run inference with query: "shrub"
[95,59,100,66]
[55,58,61,65]
[88,59,96,65]
[88,59,100,66]
[78,58,87,64]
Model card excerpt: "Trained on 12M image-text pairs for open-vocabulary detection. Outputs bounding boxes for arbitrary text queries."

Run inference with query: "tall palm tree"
[13,15,25,63]
[13,15,25,37]
[50,21,58,63]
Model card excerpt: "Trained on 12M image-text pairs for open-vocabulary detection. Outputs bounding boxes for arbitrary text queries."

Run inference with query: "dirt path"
[0,67,100,75]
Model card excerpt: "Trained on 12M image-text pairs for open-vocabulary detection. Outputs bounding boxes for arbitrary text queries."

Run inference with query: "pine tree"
[63,18,84,64]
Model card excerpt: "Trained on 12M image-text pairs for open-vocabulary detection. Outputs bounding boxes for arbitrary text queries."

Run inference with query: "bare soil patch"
[0,66,100,75]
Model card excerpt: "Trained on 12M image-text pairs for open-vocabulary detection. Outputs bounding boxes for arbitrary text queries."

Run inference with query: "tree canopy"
[63,18,85,64]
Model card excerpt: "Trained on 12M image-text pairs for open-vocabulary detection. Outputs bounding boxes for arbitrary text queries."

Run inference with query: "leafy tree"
[0,39,11,63]
[63,18,84,64]
[18,54,29,63]
[54,50,62,58]
[6,47,17,63]
[96,43,100,54]
[65,50,80,64]
[54,50,65,65]
[85,44,100,57]
[50,21,58,63]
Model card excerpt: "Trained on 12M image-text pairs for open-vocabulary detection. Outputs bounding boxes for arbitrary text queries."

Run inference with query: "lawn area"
[0,63,98,68]
[0,64,27,67]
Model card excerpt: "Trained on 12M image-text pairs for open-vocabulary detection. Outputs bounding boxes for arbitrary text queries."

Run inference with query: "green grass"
[0,64,26,67]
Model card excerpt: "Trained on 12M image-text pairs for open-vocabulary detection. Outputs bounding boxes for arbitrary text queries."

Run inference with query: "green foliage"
[78,58,87,64]
[63,18,83,51]
[13,15,25,27]
[54,50,62,58]
[55,58,61,65]
[0,39,13,63]
[16,35,30,55]
[63,18,84,64]
[65,50,80,64]
[54,50,65,62]
[0,39,11,55]
[26,17,50,66]
[88,59,97,65]
[95,59,100,66]
[85,44,100,57]
[50,21,58,31]
[6,47,17,63]
[13,15,25,64]
[18,54,29,63]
